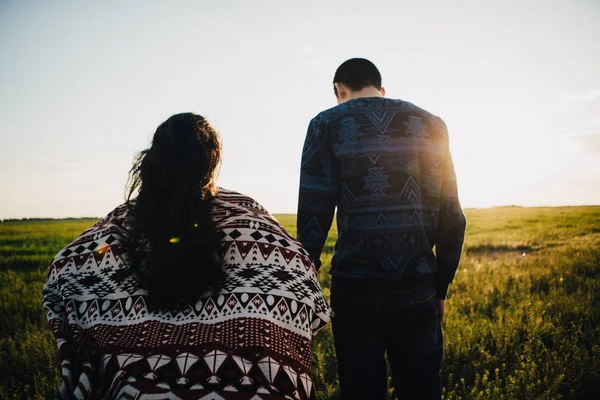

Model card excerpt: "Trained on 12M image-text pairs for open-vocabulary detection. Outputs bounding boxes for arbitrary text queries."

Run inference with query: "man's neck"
[342,87,384,103]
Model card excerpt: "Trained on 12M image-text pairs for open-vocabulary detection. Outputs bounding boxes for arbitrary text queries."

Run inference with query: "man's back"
[297,97,466,298]
[297,57,466,400]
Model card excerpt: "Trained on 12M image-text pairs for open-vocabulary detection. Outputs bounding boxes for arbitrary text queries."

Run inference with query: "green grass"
[0,219,99,400]
[1,207,599,399]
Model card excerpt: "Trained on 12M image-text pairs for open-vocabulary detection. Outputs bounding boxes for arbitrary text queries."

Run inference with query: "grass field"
[1,207,599,399]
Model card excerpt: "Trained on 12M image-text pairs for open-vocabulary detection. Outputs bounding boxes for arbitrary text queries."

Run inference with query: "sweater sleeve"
[296,115,337,271]
[43,263,87,399]
[435,128,467,299]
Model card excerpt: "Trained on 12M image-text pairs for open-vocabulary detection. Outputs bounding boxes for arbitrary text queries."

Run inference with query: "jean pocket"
[407,290,438,338]
[331,293,382,325]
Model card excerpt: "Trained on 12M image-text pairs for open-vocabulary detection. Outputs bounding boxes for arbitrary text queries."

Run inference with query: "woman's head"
[126,113,224,309]
[128,113,221,203]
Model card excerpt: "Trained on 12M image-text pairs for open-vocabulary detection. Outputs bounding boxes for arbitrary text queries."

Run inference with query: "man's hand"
[437,299,445,324]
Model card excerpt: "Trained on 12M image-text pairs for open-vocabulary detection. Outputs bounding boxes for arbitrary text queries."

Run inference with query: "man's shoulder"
[313,98,444,119]
[388,99,448,137]
[388,99,446,126]
[311,98,377,122]
[312,98,448,135]
[309,104,339,125]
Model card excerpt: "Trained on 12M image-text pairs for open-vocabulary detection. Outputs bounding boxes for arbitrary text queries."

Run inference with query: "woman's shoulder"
[213,188,266,212]
[48,203,131,273]
[212,188,304,256]
[212,188,273,222]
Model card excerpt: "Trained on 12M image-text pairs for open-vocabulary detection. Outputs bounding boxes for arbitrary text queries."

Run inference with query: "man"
[297,58,466,399]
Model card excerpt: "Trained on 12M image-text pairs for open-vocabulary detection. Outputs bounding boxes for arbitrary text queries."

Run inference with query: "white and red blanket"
[43,189,331,399]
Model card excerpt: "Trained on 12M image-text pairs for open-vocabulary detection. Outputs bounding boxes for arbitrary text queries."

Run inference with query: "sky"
[1,0,599,219]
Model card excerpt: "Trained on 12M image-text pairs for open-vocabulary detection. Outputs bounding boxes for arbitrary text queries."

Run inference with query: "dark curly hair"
[126,113,223,309]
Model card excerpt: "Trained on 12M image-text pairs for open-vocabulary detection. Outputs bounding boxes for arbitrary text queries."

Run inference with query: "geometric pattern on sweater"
[44,188,331,399]
[297,97,466,298]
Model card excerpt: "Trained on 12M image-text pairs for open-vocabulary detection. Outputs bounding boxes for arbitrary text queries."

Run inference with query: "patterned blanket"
[43,189,331,399]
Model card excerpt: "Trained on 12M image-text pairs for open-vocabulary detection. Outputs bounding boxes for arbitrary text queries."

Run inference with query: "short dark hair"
[333,58,382,96]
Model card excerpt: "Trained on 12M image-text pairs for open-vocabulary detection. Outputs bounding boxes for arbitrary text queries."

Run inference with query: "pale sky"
[1,0,599,219]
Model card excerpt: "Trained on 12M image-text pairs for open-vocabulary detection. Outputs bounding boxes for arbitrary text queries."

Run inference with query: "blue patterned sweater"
[297,97,466,299]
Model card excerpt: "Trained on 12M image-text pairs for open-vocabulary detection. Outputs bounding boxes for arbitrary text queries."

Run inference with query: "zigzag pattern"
[299,97,466,282]
[44,189,330,399]
[365,111,396,134]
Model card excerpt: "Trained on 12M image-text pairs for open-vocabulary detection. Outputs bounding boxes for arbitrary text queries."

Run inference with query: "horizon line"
[2,203,600,222]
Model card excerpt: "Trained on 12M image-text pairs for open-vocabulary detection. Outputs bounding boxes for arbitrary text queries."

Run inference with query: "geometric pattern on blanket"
[43,188,331,399]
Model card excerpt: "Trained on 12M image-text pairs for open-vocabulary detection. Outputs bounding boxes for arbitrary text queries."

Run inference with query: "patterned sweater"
[43,189,331,400]
[297,97,466,299]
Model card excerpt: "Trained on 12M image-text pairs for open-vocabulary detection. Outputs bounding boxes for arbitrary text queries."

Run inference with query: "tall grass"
[1,208,599,399]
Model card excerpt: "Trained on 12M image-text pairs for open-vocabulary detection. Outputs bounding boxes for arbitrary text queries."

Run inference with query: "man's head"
[333,58,385,104]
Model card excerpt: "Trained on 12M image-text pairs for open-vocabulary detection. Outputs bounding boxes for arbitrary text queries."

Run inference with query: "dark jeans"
[331,277,443,400]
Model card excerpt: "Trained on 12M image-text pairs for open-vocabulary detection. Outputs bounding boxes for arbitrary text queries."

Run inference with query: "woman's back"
[44,188,330,400]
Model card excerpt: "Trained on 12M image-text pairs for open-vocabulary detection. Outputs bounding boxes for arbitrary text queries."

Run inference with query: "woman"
[43,113,331,399]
